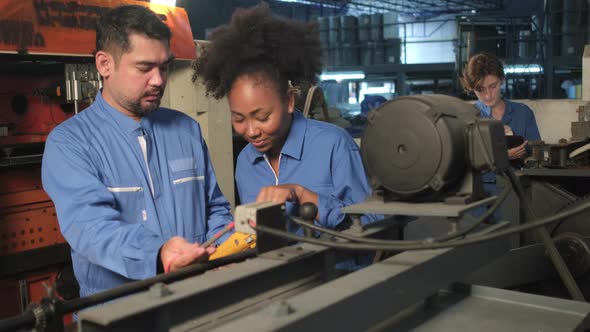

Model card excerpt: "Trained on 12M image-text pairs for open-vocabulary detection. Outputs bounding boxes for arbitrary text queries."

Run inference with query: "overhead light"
[320,71,365,82]
[504,64,543,74]
[151,0,176,6]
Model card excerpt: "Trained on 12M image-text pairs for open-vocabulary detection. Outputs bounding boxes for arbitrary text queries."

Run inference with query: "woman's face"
[473,74,503,108]
[228,74,294,157]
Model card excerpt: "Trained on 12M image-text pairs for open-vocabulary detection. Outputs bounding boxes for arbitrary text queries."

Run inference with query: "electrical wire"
[288,215,423,245]
[435,177,511,242]
[252,195,590,251]
[569,143,590,159]
[288,175,511,245]
[0,249,258,332]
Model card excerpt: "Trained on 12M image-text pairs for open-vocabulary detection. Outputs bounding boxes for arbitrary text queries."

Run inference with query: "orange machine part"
[0,168,72,322]
[0,0,196,59]
[0,168,67,256]
[0,74,73,146]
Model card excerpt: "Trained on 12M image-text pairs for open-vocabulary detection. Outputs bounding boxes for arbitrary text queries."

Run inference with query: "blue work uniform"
[42,91,232,297]
[235,111,377,234]
[476,99,541,147]
[475,99,542,220]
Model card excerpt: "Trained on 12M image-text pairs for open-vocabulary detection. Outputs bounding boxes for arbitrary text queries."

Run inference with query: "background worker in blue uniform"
[461,52,542,160]
[42,5,233,297]
[192,3,378,234]
[461,52,542,220]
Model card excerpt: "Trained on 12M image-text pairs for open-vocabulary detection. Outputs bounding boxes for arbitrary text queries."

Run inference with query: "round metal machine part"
[553,232,590,278]
[551,196,590,278]
[361,94,479,202]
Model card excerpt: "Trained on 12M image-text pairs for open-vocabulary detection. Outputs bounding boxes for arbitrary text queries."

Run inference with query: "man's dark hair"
[96,5,171,61]
[192,2,323,101]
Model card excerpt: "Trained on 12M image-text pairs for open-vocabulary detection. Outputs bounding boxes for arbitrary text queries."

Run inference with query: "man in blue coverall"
[42,5,233,297]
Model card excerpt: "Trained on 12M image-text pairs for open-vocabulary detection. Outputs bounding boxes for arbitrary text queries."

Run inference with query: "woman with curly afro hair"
[193,3,378,234]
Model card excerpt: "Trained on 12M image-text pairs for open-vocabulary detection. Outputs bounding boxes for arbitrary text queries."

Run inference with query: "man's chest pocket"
[170,168,207,239]
[106,186,146,223]
[171,168,206,200]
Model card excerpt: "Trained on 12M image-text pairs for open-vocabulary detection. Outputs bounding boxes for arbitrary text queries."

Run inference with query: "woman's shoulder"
[506,99,534,113]
[305,117,350,139]
[304,118,358,152]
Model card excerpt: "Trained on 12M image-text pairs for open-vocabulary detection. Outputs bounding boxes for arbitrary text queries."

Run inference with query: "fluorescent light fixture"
[504,64,543,74]
[357,82,394,104]
[320,71,365,82]
[151,0,176,6]
[275,0,340,8]
[361,86,392,94]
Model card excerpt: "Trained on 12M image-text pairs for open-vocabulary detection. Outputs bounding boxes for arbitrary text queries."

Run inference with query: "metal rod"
[0,311,35,332]
[0,250,257,332]
[201,222,234,248]
[505,168,585,301]
[62,249,256,312]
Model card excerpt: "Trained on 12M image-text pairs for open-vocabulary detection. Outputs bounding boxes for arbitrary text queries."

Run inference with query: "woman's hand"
[256,184,317,204]
[508,140,528,160]
[256,184,320,219]
[504,125,514,135]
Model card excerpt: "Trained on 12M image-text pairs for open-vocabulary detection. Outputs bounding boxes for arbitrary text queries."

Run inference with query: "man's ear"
[95,51,114,79]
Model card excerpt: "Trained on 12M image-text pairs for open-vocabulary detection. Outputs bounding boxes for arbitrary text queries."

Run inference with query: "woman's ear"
[287,92,295,114]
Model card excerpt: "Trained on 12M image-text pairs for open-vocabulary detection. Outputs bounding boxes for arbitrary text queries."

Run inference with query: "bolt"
[149,282,173,298]
[269,300,294,317]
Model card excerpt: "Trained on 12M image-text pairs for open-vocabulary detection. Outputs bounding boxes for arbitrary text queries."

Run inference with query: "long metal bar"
[64,249,258,313]
[78,244,333,331]
[0,250,258,332]
[208,224,510,331]
[77,221,399,331]
[464,244,555,288]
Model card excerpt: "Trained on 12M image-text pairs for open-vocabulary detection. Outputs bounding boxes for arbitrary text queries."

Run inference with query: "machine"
[2,0,590,329]
[2,94,590,331]
[0,0,234,325]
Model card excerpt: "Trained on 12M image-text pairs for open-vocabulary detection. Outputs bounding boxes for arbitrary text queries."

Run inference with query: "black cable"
[288,177,511,245]
[288,215,424,245]
[253,195,590,251]
[435,176,512,242]
[0,249,258,332]
[0,311,35,332]
[63,249,257,312]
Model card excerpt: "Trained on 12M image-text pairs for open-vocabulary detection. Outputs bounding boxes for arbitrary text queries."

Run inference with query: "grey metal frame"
[79,223,512,331]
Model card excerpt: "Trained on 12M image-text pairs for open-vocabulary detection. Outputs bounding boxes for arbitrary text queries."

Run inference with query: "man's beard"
[127,90,162,117]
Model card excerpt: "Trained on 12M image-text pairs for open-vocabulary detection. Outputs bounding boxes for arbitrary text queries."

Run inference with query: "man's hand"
[160,236,215,273]
[508,140,528,160]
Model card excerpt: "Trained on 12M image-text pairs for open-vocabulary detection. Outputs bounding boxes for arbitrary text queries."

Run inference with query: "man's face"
[99,33,173,120]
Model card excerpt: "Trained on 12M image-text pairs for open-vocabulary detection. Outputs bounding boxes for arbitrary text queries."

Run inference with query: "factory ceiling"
[278,0,505,17]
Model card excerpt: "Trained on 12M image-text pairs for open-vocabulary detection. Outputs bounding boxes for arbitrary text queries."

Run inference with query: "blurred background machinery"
[0,0,236,324]
[3,94,590,331]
